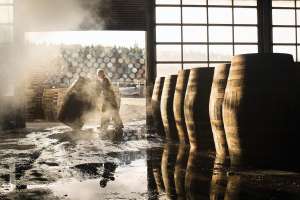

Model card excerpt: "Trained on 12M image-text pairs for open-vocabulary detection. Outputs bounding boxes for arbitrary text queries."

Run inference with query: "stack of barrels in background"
[43,45,146,88]
[151,53,299,171]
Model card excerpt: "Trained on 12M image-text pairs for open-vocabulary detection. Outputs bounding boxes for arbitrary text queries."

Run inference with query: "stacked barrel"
[43,45,146,88]
[151,53,299,171]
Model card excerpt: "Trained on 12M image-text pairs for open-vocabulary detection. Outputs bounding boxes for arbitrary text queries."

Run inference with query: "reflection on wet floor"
[0,121,151,199]
[1,123,300,199]
[148,143,300,200]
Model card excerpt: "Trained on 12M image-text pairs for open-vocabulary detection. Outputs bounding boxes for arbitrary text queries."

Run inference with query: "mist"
[0,0,107,128]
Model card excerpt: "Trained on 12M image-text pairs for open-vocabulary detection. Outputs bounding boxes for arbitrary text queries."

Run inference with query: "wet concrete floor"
[1,122,300,200]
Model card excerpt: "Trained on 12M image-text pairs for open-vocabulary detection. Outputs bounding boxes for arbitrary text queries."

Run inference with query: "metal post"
[258,0,273,53]
[145,0,156,128]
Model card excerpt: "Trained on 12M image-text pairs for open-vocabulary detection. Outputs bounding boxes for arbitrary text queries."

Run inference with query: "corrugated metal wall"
[105,0,146,30]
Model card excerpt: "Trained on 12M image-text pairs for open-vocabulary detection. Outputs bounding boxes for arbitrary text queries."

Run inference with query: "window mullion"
[232,0,235,55]
[180,0,183,70]
[295,0,298,61]
[206,0,210,67]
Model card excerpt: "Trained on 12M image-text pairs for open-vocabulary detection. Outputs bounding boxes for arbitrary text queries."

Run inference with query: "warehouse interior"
[1,0,300,199]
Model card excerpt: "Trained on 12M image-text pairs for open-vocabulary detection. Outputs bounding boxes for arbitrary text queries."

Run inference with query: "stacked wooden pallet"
[25,69,48,121]
[42,88,68,121]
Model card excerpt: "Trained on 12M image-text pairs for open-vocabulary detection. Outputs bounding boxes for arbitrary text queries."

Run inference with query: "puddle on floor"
[36,159,148,200]
[1,122,300,200]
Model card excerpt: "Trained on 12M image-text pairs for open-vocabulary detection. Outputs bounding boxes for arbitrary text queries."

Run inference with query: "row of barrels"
[152,53,299,170]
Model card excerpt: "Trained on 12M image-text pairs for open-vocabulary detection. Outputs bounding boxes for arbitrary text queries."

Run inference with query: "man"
[97,69,123,131]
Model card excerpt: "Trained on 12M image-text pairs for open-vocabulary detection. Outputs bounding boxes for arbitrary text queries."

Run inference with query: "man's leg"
[100,104,110,130]
[100,115,109,130]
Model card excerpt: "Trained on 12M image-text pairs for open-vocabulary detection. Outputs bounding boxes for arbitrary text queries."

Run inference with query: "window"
[155,0,258,76]
[0,0,13,44]
[272,0,300,61]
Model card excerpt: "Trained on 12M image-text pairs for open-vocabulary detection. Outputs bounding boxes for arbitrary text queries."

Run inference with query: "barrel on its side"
[184,68,214,150]
[209,64,230,162]
[173,69,190,145]
[223,53,293,169]
[161,75,178,141]
[151,77,165,136]
[58,77,96,130]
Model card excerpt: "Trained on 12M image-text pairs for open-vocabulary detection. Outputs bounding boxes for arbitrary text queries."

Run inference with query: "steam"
[18,0,108,86]
[0,0,107,127]
[17,0,105,31]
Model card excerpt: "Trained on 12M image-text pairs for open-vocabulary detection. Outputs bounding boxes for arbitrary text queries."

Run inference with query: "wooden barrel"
[184,68,214,150]
[151,77,165,136]
[286,62,300,171]
[58,77,98,130]
[209,64,230,162]
[173,69,190,145]
[161,75,178,141]
[223,53,293,168]
[290,62,300,131]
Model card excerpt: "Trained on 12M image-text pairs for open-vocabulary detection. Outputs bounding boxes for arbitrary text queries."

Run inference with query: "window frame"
[272,0,299,61]
[154,0,259,71]
[0,0,14,44]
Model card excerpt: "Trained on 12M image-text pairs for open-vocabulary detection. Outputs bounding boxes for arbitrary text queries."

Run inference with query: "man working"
[97,69,123,131]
